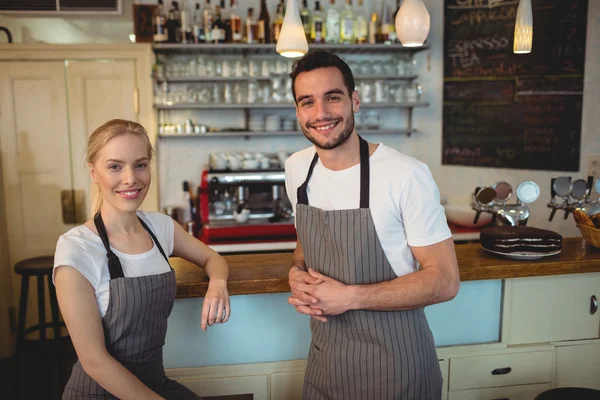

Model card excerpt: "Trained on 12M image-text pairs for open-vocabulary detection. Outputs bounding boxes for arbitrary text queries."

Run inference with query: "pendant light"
[513,0,533,54]
[395,0,430,47]
[276,0,309,58]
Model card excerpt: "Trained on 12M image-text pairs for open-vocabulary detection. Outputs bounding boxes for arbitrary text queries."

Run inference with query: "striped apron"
[296,137,442,400]
[62,213,201,400]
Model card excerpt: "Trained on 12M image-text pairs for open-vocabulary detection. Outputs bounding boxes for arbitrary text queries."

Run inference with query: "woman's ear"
[89,163,98,184]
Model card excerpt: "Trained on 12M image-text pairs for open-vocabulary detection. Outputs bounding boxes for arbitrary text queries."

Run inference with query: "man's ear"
[352,90,361,113]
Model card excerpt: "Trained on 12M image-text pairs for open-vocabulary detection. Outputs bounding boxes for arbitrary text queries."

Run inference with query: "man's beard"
[301,112,355,151]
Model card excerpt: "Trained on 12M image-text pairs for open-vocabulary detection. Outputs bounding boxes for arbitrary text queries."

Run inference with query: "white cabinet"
[505,273,600,345]
[555,342,600,390]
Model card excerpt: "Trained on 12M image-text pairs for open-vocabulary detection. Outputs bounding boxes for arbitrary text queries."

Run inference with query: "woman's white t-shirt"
[284,143,452,277]
[53,211,174,318]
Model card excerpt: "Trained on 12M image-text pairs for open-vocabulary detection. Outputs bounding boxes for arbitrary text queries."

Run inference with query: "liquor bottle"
[339,0,356,44]
[245,8,258,43]
[220,0,232,43]
[380,0,394,44]
[368,12,378,44]
[230,0,242,42]
[300,0,311,40]
[325,0,340,44]
[311,1,325,43]
[192,3,205,43]
[258,0,271,43]
[211,4,227,43]
[180,0,191,43]
[203,0,214,42]
[166,1,182,43]
[153,0,168,43]
[355,0,368,44]
[272,1,284,42]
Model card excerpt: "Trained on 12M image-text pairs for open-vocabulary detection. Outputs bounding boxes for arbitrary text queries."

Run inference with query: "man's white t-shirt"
[53,211,174,318]
[285,143,452,277]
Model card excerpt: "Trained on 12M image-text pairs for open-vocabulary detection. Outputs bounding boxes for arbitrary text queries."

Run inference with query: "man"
[284,50,460,400]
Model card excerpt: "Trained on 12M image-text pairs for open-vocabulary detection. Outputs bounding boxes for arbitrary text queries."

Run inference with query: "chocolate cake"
[480,226,562,253]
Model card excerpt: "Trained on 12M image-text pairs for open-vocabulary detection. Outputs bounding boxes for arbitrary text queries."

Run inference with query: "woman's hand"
[201,279,230,331]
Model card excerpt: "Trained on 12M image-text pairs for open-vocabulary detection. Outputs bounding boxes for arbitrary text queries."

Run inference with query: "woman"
[54,119,230,399]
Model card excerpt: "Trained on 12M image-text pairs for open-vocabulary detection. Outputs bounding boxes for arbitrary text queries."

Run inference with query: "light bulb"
[513,0,533,54]
[276,0,309,58]
[395,0,430,47]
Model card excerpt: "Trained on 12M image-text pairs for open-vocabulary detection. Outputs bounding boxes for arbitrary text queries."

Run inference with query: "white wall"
[2,0,598,238]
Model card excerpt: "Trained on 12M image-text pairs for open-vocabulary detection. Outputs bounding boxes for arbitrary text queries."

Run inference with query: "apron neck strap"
[359,136,370,209]
[297,135,370,209]
[93,212,172,280]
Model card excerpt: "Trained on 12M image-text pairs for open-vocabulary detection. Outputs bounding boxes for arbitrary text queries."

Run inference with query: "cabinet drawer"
[178,375,268,400]
[448,383,552,400]
[449,351,553,391]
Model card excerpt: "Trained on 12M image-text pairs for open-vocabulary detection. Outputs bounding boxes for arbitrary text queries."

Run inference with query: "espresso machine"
[471,181,540,226]
[197,155,296,245]
[547,176,600,221]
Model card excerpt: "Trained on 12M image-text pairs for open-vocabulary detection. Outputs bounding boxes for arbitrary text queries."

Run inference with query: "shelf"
[152,43,429,55]
[154,102,429,110]
[158,74,418,83]
[160,76,272,82]
[158,129,417,138]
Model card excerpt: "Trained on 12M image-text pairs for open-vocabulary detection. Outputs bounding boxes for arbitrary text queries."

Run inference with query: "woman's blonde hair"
[87,119,154,213]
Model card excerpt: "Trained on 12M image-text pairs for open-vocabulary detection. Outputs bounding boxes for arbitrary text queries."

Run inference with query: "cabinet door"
[270,371,304,400]
[555,342,600,390]
[66,60,138,217]
[505,273,600,344]
[0,61,74,336]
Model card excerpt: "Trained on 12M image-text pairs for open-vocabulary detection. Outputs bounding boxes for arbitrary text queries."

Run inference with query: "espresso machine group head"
[472,181,540,227]
[547,176,600,221]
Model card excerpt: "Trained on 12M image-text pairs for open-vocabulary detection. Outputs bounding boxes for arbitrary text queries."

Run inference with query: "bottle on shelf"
[368,12,378,44]
[153,0,168,43]
[391,0,401,43]
[221,0,233,43]
[325,0,340,44]
[355,0,368,44]
[379,0,395,44]
[211,3,227,43]
[272,1,284,43]
[258,0,271,43]
[311,0,325,43]
[180,0,192,43]
[300,0,311,40]
[203,0,214,42]
[339,0,356,44]
[230,0,242,43]
[166,1,182,43]
[192,2,205,43]
[245,7,258,43]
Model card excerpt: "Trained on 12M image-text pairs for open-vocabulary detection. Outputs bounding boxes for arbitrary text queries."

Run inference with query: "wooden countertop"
[172,238,600,298]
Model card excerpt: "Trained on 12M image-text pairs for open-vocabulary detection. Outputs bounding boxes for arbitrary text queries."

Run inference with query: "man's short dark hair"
[289,50,356,103]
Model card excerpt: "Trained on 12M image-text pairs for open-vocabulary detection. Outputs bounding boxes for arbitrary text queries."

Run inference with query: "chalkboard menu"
[443,0,587,171]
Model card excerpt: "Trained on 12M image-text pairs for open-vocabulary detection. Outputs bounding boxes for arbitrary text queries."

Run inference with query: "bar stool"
[534,387,600,400]
[14,256,67,399]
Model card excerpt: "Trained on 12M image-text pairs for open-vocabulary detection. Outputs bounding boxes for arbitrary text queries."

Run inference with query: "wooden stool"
[535,387,600,400]
[14,256,67,399]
